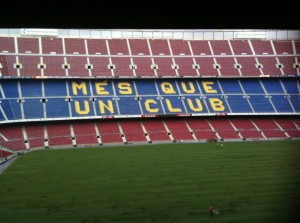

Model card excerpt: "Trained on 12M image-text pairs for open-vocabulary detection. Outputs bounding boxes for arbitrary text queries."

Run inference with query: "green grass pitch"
[0,140,300,223]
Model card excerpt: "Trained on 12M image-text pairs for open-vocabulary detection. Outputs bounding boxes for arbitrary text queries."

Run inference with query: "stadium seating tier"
[0,36,299,153]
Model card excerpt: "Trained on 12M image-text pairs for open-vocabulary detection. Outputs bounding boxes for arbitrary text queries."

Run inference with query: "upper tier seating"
[1,38,298,78]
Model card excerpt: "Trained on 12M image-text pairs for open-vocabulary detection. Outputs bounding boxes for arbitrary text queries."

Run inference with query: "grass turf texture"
[0,140,299,223]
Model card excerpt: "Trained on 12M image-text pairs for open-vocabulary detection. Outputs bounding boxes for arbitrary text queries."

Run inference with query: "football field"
[0,140,299,223]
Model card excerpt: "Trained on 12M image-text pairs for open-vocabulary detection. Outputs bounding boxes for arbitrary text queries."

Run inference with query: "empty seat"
[41,37,63,54]
[64,38,86,54]
[17,38,39,54]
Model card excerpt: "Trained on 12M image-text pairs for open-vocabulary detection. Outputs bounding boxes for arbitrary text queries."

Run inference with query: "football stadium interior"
[1,29,299,157]
[0,28,300,222]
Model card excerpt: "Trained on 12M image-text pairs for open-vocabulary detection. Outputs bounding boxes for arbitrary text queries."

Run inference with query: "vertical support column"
[94,122,102,146]
[118,121,127,144]
[44,124,49,148]
[162,120,175,142]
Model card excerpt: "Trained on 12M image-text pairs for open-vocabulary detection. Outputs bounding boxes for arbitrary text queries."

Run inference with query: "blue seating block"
[183,96,209,114]
[71,97,95,117]
[21,81,42,97]
[199,80,222,95]
[46,98,70,118]
[44,80,67,96]
[134,80,157,95]
[161,96,186,114]
[205,96,230,113]
[118,96,141,115]
[177,80,201,95]
[114,80,136,96]
[240,79,265,94]
[140,96,164,115]
[1,80,19,98]
[94,97,117,116]
[7,99,22,119]
[156,80,179,95]
[23,99,44,119]
[262,79,283,93]
[219,79,243,94]
[249,96,275,112]
[271,95,293,112]
[0,78,299,123]
[281,79,299,94]
[290,95,300,112]
[227,95,253,113]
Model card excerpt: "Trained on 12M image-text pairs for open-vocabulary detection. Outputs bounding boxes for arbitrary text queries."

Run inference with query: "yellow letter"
[75,100,90,115]
[209,98,225,111]
[181,81,195,94]
[118,82,132,95]
[166,99,182,112]
[72,82,87,95]
[161,82,176,94]
[202,81,217,93]
[99,100,114,114]
[145,99,159,113]
[95,81,109,95]
[187,98,203,112]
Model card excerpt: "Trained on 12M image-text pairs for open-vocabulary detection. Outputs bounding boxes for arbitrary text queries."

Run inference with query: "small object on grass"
[209,207,220,216]
[213,209,220,215]
[209,207,213,216]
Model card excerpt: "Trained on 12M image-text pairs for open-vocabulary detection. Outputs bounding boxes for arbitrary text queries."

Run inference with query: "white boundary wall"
[0,29,300,40]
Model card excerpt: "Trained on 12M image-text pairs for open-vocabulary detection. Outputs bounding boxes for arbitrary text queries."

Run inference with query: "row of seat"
[1,37,299,55]
[2,78,298,97]
[0,55,299,77]
[1,117,299,151]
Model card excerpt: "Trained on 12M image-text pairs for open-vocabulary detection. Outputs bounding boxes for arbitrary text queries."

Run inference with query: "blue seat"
[249,95,275,112]
[21,80,42,97]
[227,95,253,113]
[46,98,70,118]
[183,96,209,114]
[114,80,136,96]
[240,79,264,94]
[156,80,179,96]
[161,96,186,114]
[94,97,118,116]
[69,80,92,97]
[198,80,222,95]
[71,97,95,117]
[23,99,44,119]
[134,80,158,95]
[140,96,164,115]
[261,79,283,93]
[205,96,230,113]
[5,99,22,120]
[118,96,141,115]
[281,79,299,94]
[219,79,243,94]
[271,95,294,112]
[177,80,201,95]
[290,95,300,112]
[91,80,114,96]
[44,80,67,96]
[1,80,19,98]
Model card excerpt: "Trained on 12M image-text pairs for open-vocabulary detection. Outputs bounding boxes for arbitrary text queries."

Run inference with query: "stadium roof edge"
[0,29,299,40]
